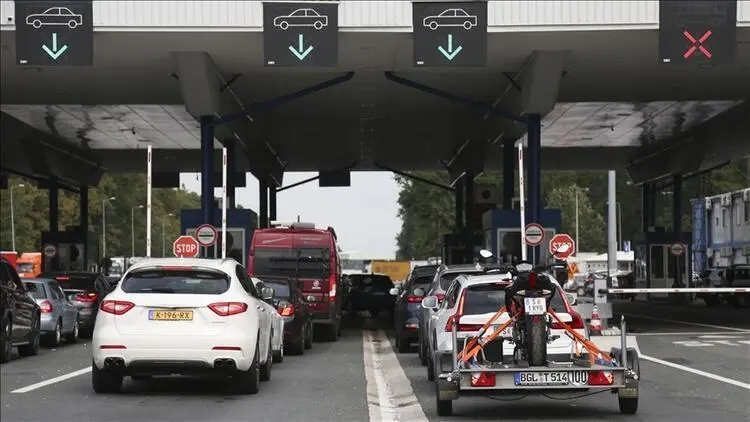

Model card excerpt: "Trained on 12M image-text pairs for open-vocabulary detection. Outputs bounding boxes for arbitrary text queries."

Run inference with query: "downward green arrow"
[42,33,69,60]
[288,34,314,60]
[438,34,463,61]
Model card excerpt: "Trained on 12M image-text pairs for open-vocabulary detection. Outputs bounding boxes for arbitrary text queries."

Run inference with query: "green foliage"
[396,160,749,260]
[0,174,201,257]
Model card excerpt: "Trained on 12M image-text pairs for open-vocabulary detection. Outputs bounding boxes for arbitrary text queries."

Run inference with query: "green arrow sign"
[42,33,69,60]
[437,34,463,61]
[288,34,314,60]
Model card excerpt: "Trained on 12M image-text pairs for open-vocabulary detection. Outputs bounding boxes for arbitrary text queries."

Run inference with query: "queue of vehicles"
[389,253,639,417]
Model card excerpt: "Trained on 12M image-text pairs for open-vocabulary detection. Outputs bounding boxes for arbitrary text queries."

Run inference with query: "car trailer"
[434,312,640,417]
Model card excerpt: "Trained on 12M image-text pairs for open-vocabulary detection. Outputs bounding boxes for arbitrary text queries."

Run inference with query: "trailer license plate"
[514,371,588,386]
[524,297,546,315]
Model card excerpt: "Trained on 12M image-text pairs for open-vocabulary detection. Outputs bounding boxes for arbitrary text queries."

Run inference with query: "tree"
[545,184,606,252]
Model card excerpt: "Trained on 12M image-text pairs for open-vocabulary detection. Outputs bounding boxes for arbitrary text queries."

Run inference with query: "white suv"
[92,258,276,394]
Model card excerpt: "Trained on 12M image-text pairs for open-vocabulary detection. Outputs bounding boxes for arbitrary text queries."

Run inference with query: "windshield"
[23,282,47,299]
[121,270,230,294]
[44,274,97,292]
[463,284,567,314]
[264,281,291,298]
[253,247,330,278]
[349,275,393,291]
[17,263,35,273]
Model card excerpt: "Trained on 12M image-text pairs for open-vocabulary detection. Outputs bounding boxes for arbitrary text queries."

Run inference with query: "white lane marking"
[672,340,715,347]
[635,331,750,336]
[362,330,427,422]
[697,334,745,339]
[623,313,750,333]
[640,354,750,390]
[11,366,91,394]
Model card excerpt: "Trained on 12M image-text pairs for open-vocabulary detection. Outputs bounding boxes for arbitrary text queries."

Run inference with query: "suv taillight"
[277,303,295,316]
[100,300,135,315]
[76,292,98,303]
[445,314,460,331]
[407,295,423,303]
[39,300,53,313]
[328,275,337,302]
[208,302,248,316]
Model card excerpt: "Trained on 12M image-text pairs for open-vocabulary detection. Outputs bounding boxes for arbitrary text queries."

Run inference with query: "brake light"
[551,312,585,330]
[39,300,53,313]
[76,292,98,303]
[100,300,135,315]
[328,275,337,301]
[435,294,445,302]
[529,272,537,288]
[208,302,248,316]
[407,295,423,303]
[278,303,295,316]
[55,276,70,281]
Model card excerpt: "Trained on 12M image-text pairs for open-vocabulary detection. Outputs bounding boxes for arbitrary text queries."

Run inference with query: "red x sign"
[683,30,712,59]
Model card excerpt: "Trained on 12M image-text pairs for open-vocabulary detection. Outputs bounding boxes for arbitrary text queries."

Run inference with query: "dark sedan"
[40,272,110,337]
[347,274,396,318]
[262,276,313,356]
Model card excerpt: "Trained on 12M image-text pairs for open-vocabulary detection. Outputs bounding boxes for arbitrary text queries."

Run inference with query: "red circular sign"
[670,242,685,256]
[173,235,199,258]
[549,233,576,260]
[524,223,545,247]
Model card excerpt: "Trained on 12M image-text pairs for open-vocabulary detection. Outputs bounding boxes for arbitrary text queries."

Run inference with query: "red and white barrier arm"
[601,288,749,294]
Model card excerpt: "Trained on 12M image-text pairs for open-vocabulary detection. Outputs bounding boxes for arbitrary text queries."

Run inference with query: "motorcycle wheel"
[526,316,548,367]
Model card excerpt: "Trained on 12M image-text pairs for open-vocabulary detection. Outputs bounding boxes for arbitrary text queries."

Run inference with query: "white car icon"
[26,7,83,29]
[423,8,478,30]
[273,8,328,31]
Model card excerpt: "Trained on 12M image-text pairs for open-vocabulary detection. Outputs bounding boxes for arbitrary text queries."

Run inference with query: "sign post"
[549,233,576,261]
[412,1,488,67]
[173,236,199,258]
[146,145,152,257]
[263,2,339,67]
[15,1,94,66]
[518,143,527,261]
[221,147,227,259]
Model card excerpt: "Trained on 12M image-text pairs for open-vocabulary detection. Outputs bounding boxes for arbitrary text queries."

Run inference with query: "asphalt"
[1,301,749,421]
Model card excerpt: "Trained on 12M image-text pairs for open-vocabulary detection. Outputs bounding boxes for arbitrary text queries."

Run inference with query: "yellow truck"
[370,260,412,284]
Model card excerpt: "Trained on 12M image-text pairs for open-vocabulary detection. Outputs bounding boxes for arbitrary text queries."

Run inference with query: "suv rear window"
[23,282,47,299]
[462,283,567,315]
[121,269,230,294]
[440,271,483,290]
[350,275,393,290]
[264,281,291,298]
[46,274,97,291]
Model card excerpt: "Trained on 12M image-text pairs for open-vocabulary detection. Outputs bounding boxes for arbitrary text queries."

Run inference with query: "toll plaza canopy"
[1,1,749,191]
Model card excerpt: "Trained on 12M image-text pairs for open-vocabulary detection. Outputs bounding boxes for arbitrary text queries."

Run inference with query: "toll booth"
[180,208,257,267]
[41,225,99,272]
[442,232,485,265]
[481,209,562,265]
[634,228,692,299]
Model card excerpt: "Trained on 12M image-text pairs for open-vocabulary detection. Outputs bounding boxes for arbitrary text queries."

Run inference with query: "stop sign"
[549,233,576,260]
[173,235,199,258]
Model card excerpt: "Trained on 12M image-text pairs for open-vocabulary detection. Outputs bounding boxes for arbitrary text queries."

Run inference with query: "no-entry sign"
[196,224,218,247]
[173,235,199,258]
[524,223,545,246]
[670,242,686,256]
[549,234,576,260]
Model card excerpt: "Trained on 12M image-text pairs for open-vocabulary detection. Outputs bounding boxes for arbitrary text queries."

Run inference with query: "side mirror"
[261,287,275,300]
[479,249,494,259]
[413,287,426,297]
[389,288,400,296]
[421,296,439,310]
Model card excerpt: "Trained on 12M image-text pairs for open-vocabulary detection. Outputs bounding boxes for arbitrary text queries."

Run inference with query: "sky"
[180,172,401,259]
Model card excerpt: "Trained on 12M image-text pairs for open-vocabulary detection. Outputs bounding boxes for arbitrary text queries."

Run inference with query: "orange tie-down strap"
[547,310,613,363]
[457,306,510,364]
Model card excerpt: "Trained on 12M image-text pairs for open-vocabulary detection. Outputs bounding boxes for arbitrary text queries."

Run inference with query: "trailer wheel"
[611,347,640,415]
[435,380,453,417]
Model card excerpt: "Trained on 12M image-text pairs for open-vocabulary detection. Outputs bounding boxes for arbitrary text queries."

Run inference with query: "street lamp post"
[102,196,116,258]
[10,184,25,251]
[131,205,144,257]
[161,213,174,257]
[574,187,590,255]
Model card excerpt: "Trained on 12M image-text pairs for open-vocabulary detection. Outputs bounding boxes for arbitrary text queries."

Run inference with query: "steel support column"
[526,114,542,264]
[454,177,464,233]
[259,178,268,229]
[49,178,59,234]
[672,174,683,287]
[80,185,88,266]
[503,139,515,209]
[269,181,277,222]
[200,116,215,226]
[463,173,475,263]
[226,143,237,209]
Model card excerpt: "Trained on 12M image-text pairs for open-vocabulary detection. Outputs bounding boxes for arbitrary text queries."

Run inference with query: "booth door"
[649,244,690,298]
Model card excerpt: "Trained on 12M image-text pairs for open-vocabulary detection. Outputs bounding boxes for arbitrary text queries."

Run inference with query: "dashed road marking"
[640,354,750,390]
[363,329,427,422]
[11,366,91,394]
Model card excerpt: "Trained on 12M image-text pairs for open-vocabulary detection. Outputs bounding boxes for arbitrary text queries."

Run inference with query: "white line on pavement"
[640,354,750,390]
[362,330,427,422]
[635,331,750,336]
[11,366,92,394]
[622,313,750,333]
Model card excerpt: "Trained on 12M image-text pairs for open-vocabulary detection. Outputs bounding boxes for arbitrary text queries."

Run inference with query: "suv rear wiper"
[132,288,175,293]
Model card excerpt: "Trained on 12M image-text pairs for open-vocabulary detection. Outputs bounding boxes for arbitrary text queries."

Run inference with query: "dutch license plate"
[149,310,194,321]
[514,371,588,386]
[524,297,546,315]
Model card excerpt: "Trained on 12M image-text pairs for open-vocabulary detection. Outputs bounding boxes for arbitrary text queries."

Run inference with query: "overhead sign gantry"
[263,1,339,66]
[15,0,93,66]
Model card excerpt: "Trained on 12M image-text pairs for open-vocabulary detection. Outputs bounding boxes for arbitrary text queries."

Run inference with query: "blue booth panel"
[482,209,562,265]
[180,209,257,267]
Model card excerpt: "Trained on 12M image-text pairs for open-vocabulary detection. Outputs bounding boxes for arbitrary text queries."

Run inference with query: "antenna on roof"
[297,215,300,222]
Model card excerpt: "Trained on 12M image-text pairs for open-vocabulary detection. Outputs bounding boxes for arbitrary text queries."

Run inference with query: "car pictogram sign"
[173,235,199,258]
[549,234,576,260]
